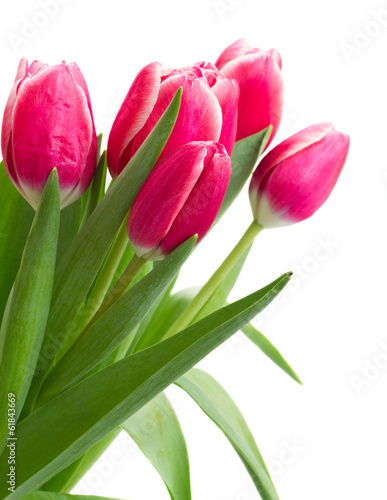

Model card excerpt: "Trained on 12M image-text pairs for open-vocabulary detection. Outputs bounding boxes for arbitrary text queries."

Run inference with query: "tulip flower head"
[107,62,239,179]
[216,38,284,145]
[1,58,98,209]
[127,141,231,261]
[249,123,350,228]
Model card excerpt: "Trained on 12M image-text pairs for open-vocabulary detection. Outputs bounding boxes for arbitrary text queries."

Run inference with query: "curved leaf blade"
[0,170,60,450]
[0,273,290,499]
[241,322,302,384]
[176,368,278,500]
[122,393,191,500]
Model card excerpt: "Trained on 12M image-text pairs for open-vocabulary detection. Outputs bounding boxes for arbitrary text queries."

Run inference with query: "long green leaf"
[38,237,197,404]
[0,273,290,499]
[0,170,60,452]
[241,322,302,384]
[217,127,271,220]
[24,88,182,411]
[176,368,278,500]
[122,393,191,500]
[41,430,120,494]
[81,151,108,226]
[0,161,34,320]
[56,199,82,266]
[133,286,200,352]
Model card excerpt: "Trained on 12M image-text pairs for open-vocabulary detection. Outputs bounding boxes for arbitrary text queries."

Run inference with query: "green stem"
[165,220,263,338]
[91,253,145,326]
[54,216,130,364]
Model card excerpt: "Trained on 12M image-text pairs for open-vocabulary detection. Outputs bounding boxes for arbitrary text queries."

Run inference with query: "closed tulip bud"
[1,58,98,209]
[215,38,284,145]
[107,62,239,179]
[249,123,350,228]
[127,141,231,261]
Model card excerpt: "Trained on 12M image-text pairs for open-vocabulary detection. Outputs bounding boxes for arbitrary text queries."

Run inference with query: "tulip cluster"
[0,39,351,500]
[1,39,349,260]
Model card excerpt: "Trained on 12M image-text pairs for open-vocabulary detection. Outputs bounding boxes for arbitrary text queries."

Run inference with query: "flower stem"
[90,253,145,326]
[54,216,130,363]
[165,220,263,338]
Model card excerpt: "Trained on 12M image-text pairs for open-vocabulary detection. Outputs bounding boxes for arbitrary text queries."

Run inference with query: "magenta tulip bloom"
[249,123,350,228]
[107,62,239,179]
[127,141,231,261]
[215,38,284,145]
[1,58,98,209]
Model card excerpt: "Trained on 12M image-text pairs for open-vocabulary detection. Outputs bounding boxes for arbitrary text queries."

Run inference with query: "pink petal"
[1,58,29,187]
[215,38,253,70]
[12,63,93,206]
[159,142,231,256]
[107,62,162,178]
[211,78,239,155]
[251,123,334,196]
[128,142,208,258]
[128,72,223,162]
[264,131,350,224]
[220,51,284,143]
[67,62,98,197]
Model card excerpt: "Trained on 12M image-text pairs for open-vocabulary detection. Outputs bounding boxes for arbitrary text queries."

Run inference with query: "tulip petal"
[215,38,253,70]
[220,52,284,142]
[11,63,93,208]
[107,62,162,178]
[67,62,98,199]
[160,143,231,256]
[260,131,350,226]
[128,142,208,258]
[129,73,223,163]
[211,78,239,155]
[250,123,334,197]
[1,58,28,186]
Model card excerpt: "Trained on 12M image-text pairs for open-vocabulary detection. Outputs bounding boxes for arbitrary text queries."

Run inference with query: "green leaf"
[38,237,197,404]
[0,170,60,451]
[241,322,302,384]
[22,493,123,500]
[81,151,108,226]
[56,199,82,265]
[122,392,191,500]
[0,161,34,320]
[41,430,120,494]
[217,127,272,221]
[133,286,200,352]
[24,88,182,411]
[0,273,290,499]
[176,368,278,500]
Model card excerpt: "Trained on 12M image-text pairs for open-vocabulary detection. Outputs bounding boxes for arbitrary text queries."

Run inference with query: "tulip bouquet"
[0,39,349,500]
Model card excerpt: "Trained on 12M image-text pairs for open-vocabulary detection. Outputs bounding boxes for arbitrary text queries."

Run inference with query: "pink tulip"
[215,38,284,145]
[107,62,239,179]
[1,58,98,209]
[127,141,231,260]
[249,123,350,228]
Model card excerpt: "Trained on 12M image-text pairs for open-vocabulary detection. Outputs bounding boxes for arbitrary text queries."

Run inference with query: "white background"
[1,0,387,499]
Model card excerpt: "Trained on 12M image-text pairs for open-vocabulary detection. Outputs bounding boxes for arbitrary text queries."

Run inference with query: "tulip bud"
[215,38,284,145]
[249,123,350,228]
[127,141,231,260]
[1,58,98,209]
[107,62,239,179]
